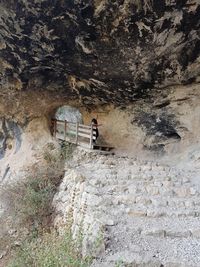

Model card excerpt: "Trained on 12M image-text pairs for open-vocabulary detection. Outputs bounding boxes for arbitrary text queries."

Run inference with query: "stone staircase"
[53,149,200,267]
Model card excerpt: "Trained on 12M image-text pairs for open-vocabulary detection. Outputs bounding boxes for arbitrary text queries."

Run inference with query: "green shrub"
[60,141,75,160]
[43,143,61,165]
[18,176,56,226]
[0,141,78,265]
[43,141,75,163]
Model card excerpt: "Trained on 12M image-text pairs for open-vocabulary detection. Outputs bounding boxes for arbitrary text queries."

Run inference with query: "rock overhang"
[0,0,200,105]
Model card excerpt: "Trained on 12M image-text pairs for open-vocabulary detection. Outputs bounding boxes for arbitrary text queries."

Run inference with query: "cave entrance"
[52,105,114,152]
[55,105,83,124]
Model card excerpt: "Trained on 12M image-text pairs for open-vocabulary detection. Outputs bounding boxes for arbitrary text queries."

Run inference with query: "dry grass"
[8,229,92,267]
[0,141,80,266]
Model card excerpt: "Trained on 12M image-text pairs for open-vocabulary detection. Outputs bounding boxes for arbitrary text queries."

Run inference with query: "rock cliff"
[1,2,200,265]
[0,0,200,155]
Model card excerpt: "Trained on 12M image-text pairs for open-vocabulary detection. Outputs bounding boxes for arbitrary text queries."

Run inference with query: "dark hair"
[91,118,98,124]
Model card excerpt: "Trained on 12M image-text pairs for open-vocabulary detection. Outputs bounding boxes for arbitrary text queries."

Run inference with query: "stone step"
[92,256,197,267]
[94,231,200,267]
[109,217,200,239]
[85,173,194,185]
[91,239,200,267]
[141,228,200,239]
[127,207,200,218]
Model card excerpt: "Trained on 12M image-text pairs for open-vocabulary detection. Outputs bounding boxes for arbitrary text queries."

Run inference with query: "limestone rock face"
[0,0,200,105]
[0,119,22,160]
[0,0,200,156]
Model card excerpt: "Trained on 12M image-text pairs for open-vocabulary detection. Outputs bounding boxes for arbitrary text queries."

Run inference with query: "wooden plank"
[57,121,75,129]
[79,123,91,129]
[81,130,97,135]
[90,125,93,149]
[93,145,114,151]
[77,132,96,139]
[56,120,65,125]
[54,120,91,130]
[77,132,91,139]
[78,128,91,134]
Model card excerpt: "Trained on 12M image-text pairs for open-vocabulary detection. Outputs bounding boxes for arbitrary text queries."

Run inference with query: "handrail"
[51,119,97,149]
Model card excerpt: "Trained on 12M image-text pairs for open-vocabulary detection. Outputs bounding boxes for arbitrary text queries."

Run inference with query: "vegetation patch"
[3,173,60,228]
[8,230,91,267]
[0,141,87,266]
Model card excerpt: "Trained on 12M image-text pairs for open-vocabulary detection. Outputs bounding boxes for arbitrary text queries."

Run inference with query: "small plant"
[8,229,92,267]
[94,230,104,251]
[115,259,124,267]
[43,143,60,165]
[60,141,76,160]
[43,141,75,163]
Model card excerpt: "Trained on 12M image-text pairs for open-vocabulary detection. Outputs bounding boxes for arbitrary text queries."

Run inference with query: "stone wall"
[53,148,200,266]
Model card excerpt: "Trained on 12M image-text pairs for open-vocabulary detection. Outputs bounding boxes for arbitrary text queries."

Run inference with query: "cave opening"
[54,105,83,124]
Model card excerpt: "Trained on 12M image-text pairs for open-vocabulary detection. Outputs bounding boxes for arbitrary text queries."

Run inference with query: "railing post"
[76,122,79,144]
[90,124,93,149]
[64,120,67,141]
[54,119,57,138]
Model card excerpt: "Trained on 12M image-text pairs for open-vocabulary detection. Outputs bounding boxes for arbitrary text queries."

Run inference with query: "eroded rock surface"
[0,0,200,157]
[0,0,200,105]
[0,118,22,161]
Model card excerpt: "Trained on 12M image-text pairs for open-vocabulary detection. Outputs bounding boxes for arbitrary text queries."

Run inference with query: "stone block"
[141,229,166,237]
[162,180,173,188]
[128,209,147,217]
[165,230,191,238]
[191,229,200,238]
[135,196,152,205]
[146,186,160,196]
[184,200,194,208]
[151,198,168,207]
[190,187,196,195]
[86,194,103,207]
[147,210,166,218]
[174,187,190,198]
